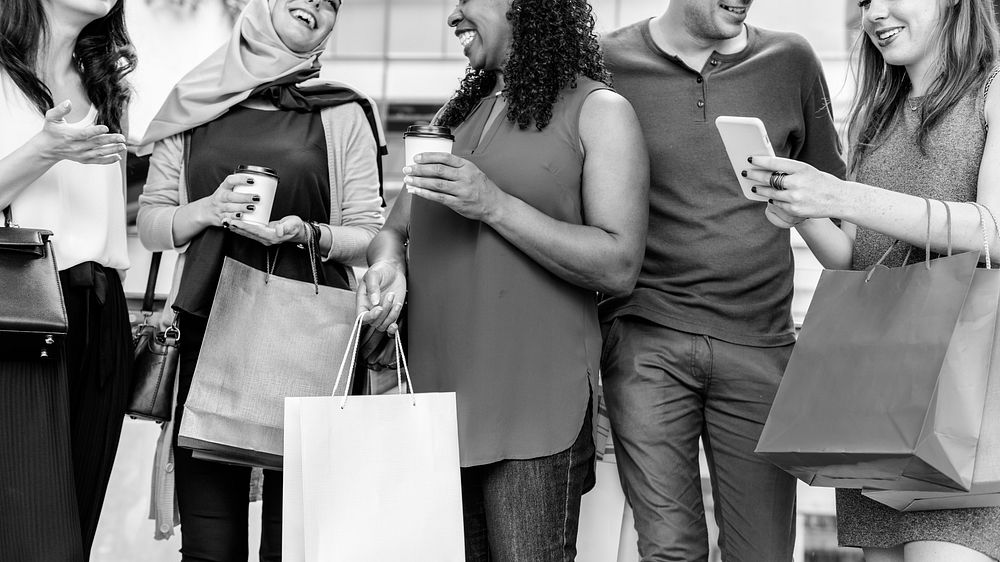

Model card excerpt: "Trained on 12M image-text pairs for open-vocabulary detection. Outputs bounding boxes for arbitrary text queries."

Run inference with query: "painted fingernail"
[740,170,748,177]
[246,177,255,184]
[247,204,255,211]
[235,212,242,219]
[751,186,757,193]
[768,199,774,204]
[252,195,261,202]
[223,221,230,229]
[747,157,753,164]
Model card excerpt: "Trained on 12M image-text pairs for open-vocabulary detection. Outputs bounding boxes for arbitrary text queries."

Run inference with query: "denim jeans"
[461,408,595,562]
[601,316,797,562]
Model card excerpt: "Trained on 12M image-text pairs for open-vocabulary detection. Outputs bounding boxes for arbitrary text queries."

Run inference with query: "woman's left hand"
[743,156,846,220]
[402,152,504,222]
[229,215,310,246]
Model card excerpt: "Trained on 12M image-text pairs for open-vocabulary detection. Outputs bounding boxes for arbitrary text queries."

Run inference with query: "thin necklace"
[906,97,920,112]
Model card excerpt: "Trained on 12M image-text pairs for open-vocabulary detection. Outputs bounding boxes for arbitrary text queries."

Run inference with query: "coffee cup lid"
[235,164,279,178]
[404,125,454,140]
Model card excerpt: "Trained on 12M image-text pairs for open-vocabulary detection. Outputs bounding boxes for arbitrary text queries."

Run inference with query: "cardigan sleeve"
[322,103,384,266]
[137,133,189,253]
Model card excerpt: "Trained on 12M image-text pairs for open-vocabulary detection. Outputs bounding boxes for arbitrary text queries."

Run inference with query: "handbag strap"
[332,314,415,408]
[142,252,163,314]
[263,223,321,294]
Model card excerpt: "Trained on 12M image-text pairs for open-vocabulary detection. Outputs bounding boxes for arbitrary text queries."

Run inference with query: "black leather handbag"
[0,208,68,359]
[127,252,180,422]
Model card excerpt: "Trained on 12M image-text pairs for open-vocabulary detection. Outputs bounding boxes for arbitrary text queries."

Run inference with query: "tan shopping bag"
[283,317,464,561]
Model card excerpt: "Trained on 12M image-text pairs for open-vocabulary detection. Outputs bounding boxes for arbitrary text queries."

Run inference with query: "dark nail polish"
[235,212,242,219]
[252,195,261,202]
[740,170,748,177]
[247,204,255,211]
[768,199,774,204]
[751,186,757,193]
[747,157,753,164]
[222,222,230,229]
[246,177,255,185]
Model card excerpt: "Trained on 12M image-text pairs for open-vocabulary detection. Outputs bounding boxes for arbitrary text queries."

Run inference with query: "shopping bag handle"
[968,201,997,270]
[263,225,321,295]
[867,198,950,282]
[331,314,416,409]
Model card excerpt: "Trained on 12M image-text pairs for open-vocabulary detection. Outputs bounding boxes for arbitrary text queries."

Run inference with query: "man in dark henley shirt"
[599,1,846,561]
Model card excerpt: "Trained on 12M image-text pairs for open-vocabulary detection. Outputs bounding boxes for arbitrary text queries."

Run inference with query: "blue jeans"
[601,317,796,562]
[461,408,595,562]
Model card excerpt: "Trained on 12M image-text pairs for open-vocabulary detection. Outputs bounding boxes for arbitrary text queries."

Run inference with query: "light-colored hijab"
[138,0,381,155]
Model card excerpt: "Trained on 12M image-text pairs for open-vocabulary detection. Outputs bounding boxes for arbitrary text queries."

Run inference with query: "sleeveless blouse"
[851,89,987,269]
[838,76,1000,555]
[408,78,607,466]
[173,106,351,316]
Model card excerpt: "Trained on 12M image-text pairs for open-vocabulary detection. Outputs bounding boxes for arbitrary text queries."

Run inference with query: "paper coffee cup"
[233,164,278,225]
[403,125,454,167]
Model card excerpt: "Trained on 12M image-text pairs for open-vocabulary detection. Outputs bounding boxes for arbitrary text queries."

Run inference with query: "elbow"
[596,255,642,297]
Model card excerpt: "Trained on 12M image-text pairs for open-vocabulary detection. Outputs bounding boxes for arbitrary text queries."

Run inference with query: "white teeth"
[290,8,315,29]
[720,4,746,14]
[878,28,902,40]
[458,30,477,48]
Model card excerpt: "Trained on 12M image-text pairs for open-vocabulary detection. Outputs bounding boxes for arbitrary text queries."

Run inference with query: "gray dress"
[836,81,1000,557]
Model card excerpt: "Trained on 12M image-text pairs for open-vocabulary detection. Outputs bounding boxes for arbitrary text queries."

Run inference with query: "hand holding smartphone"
[715,116,774,202]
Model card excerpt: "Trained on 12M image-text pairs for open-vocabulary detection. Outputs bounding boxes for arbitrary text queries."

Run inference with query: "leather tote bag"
[127,251,180,422]
[756,200,990,492]
[283,317,464,562]
[178,231,356,470]
[0,207,67,359]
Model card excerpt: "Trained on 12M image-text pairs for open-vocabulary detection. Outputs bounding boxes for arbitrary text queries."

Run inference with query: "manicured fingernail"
[403,175,412,184]
[247,205,255,211]
[747,157,753,164]
[222,222,230,229]
[402,166,412,174]
[235,212,242,219]
[768,199,774,204]
[252,195,260,202]
[740,170,748,177]
[751,186,757,193]
[246,177,255,184]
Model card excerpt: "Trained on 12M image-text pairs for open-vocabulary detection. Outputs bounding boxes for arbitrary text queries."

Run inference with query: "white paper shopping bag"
[283,317,464,562]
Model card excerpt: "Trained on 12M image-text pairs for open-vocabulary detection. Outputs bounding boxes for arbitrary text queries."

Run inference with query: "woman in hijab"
[137,0,384,558]
[0,0,135,560]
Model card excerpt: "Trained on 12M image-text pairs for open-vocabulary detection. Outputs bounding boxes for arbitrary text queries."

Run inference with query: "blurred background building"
[100,1,995,560]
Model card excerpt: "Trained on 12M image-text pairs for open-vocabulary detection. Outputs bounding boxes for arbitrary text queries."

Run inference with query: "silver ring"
[769,172,788,190]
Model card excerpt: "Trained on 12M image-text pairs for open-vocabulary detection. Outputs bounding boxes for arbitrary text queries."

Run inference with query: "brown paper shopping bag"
[756,201,989,492]
[178,255,357,470]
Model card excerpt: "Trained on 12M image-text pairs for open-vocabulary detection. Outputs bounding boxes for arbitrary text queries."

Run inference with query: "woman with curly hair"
[358,0,648,559]
[0,0,136,560]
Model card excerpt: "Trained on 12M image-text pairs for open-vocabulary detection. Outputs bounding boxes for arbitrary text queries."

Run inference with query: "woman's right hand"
[32,100,126,165]
[195,173,258,229]
[357,260,407,334]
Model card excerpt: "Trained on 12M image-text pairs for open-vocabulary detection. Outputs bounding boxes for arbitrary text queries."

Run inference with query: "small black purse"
[127,252,179,422]
[0,208,68,359]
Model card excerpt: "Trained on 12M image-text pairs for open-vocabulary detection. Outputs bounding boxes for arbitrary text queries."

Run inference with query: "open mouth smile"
[290,8,316,29]
[720,3,748,15]
[458,30,477,48]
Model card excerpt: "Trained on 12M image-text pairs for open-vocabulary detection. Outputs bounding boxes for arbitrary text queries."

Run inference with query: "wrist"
[481,184,508,225]
[28,133,59,166]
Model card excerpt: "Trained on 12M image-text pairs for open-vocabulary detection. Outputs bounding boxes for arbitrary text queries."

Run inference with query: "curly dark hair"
[0,0,136,133]
[436,0,611,132]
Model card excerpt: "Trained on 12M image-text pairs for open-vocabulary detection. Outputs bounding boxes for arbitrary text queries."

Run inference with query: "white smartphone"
[715,116,774,202]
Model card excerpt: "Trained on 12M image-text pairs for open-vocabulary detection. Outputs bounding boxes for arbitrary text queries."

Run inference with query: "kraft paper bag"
[864,266,1000,510]
[283,319,464,562]
[178,257,356,470]
[756,250,987,492]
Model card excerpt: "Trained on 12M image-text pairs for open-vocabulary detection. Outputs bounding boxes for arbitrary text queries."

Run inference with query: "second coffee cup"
[403,125,454,167]
[233,164,279,225]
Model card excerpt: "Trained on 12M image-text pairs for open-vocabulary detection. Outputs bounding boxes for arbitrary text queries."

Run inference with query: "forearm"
[795,218,854,269]
[484,192,641,295]
[0,135,58,209]
[839,182,999,262]
[170,198,212,247]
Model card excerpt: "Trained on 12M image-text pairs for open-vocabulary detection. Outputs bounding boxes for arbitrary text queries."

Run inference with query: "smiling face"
[674,0,753,42]
[860,0,944,71]
[447,0,514,72]
[270,0,339,54]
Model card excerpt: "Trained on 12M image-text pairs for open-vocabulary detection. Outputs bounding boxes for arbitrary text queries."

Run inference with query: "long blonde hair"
[847,0,999,173]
